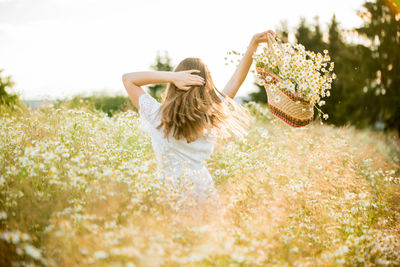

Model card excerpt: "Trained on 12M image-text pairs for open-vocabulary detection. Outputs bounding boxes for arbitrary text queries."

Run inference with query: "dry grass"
[0,102,399,266]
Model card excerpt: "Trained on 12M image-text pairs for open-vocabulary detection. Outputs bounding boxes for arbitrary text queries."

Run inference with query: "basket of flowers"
[253,33,335,127]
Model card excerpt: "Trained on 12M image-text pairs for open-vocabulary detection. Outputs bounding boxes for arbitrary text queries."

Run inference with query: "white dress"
[138,93,224,213]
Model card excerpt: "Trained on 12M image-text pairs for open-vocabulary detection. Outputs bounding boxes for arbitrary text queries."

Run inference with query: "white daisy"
[274,95,281,103]
[42,151,55,160]
[24,244,42,260]
[262,57,268,64]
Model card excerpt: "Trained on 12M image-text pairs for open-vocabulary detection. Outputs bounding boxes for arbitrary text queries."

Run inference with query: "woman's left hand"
[251,30,276,46]
[173,70,205,90]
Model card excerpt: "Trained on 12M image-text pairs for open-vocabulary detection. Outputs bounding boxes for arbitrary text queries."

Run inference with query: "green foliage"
[323,15,370,128]
[0,69,20,107]
[354,0,400,133]
[247,83,268,104]
[295,16,327,53]
[277,20,290,42]
[147,51,174,101]
[55,94,134,117]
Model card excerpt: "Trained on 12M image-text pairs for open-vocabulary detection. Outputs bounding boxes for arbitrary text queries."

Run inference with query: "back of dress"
[137,93,223,211]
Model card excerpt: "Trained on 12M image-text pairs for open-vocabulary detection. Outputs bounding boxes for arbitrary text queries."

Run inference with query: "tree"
[147,51,174,101]
[56,94,134,117]
[295,16,326,53]
[354,0,400,134]
[0,69,19,106]
[310,16,326,53]
[295,17,314,50]
[277,20,290,42]
[322,14,370,127]
[328,14,342,55]
[247,83,268,104]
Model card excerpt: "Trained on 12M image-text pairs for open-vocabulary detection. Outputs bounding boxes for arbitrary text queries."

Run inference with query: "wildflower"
[24,145,36,156]
[42,151,55,160]
[24,244,42,260]
[262,57,268,64]
[336,258,345,264]
[79,247,89,255]
[274,95,281,103]
[93,250,109,259]
[375,259,390,265]
[0,211,7,220]
[258,79,266,86]
[61,149,70,158]
[323,114,329,120]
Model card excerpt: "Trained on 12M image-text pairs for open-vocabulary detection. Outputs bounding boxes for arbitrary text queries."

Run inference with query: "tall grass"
[0,101,399,266]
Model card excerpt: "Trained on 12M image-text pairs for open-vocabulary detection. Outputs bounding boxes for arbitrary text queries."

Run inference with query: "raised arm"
[222,30,275,99]
[122,70,204,110]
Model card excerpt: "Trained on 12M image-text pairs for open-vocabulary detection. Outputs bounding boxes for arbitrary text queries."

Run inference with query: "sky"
[0,0,366,101]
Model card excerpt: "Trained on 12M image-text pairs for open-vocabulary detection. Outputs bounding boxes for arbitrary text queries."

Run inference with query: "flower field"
[0,102,399,266]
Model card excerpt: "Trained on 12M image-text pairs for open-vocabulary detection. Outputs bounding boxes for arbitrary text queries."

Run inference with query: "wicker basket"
[257,35,314,127]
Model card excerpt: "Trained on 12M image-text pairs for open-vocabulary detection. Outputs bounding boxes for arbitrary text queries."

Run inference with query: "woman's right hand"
[251,30,276,46]
[172,70,205,91]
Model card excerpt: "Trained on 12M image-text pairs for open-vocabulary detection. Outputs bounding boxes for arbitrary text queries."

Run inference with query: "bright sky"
[0,0,366,100]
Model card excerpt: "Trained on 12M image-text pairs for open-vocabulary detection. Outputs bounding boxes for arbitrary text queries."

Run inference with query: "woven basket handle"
[266,34,285,72]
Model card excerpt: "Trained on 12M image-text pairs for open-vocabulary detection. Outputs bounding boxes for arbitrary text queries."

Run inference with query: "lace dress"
[138,93,224,213]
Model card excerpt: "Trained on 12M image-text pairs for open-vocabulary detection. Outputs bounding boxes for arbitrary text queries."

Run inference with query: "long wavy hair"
[156,57,254,143]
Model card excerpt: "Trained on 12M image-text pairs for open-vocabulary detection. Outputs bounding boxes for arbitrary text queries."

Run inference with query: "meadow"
[0,102,399,266]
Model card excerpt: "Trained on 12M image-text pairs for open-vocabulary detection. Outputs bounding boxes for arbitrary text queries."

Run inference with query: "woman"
[122,30,275,213]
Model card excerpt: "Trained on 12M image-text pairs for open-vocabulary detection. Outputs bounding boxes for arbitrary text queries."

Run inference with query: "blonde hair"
[157,57,254,143]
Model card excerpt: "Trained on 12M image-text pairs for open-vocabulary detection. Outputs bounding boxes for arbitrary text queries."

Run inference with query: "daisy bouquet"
[253,34,335,126]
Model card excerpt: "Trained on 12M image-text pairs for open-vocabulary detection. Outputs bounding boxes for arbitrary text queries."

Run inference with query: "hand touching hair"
[157,57,254,143]
[172,69,205,91]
